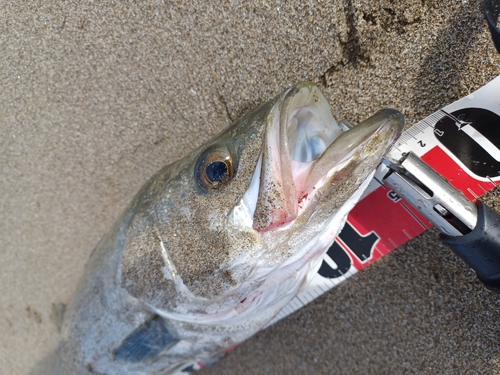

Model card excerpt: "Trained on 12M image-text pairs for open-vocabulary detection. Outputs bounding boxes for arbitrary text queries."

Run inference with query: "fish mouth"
[251,82,404,232]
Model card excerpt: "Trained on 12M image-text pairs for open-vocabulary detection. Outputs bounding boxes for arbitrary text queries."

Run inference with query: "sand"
[1,1,499,374]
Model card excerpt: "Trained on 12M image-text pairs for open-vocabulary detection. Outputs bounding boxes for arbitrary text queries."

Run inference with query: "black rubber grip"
[441,201,500,293]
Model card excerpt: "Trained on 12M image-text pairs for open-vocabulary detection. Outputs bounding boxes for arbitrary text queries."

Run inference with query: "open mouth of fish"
[240,82,404,233]
[148,83,403,324]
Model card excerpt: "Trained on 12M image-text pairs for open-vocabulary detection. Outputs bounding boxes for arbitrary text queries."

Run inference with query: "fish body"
[57,82,403,374]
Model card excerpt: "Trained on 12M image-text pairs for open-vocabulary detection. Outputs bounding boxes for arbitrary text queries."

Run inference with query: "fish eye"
[195,147,234,191]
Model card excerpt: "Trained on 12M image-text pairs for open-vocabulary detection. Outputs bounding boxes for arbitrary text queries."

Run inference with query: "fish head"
[120,82,403,323]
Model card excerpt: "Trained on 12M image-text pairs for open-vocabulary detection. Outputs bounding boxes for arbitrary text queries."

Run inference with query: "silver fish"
[57,82,403,374]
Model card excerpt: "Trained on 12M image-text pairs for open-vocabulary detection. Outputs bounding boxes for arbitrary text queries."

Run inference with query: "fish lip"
[252,82,404,232]
[298,108,404,200]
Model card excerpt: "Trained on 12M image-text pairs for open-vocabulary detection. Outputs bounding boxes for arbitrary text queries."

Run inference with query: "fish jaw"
[251,95,298,232]
[252,82,341,232]
[296,108,404,219]
[251,82,403,233]
[225,84,403,322]
[231,107,404,323]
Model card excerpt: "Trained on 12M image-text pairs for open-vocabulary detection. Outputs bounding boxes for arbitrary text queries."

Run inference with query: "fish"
[56,82,403,375]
